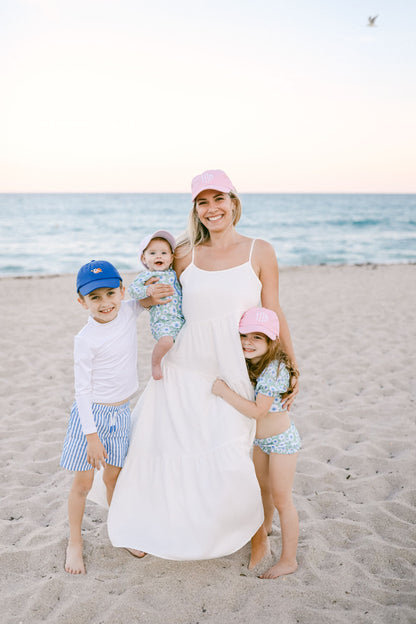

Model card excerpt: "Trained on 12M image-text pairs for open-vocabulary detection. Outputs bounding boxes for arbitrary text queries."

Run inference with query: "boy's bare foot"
[260,560,298,579]
[125,548,147,558]
[64,540,86,575]
[248,526,270,569]
[152,364,163,380]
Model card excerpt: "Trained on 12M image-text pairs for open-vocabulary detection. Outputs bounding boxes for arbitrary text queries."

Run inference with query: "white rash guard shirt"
[74,300,143,434]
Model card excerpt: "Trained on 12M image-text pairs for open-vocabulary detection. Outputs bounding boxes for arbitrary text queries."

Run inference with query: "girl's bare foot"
[260,559,298,579]
[125,548,147,558]
[64,540,86,575]
[248,526,270,569]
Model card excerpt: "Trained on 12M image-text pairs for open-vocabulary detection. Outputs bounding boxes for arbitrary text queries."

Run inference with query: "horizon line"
[1,190,415,195]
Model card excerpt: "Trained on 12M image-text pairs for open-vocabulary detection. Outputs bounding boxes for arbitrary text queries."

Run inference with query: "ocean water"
[0,193,415,276]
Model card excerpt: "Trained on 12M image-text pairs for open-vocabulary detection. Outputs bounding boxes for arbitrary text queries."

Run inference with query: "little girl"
[212,307,300,579]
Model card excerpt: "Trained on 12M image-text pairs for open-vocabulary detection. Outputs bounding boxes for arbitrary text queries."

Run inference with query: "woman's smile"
[195,190,234,230]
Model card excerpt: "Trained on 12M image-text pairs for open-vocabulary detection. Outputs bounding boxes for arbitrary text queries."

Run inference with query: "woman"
[106,170,298,565]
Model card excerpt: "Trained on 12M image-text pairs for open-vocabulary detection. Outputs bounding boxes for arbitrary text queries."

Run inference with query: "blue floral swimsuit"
[128,268,185,341]
[253,360,301,455]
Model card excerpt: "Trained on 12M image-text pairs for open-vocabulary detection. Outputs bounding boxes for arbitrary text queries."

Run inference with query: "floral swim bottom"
[253,422,301,455]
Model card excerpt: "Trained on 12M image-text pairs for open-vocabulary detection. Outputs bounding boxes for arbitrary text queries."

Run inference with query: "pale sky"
[1,0,415,193]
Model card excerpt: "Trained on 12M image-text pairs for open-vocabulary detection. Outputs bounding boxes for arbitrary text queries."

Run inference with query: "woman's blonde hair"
[175,192,242,257]
[245,336,299,400]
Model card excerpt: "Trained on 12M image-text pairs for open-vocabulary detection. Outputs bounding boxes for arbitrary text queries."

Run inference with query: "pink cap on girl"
[239,307,280,340]
[191,169,236,201]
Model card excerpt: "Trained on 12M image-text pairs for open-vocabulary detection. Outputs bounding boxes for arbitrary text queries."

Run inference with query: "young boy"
[60,260,147,575]
[128,230,184,380]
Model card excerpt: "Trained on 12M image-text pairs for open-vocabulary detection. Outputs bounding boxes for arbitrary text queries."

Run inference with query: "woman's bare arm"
[253,240,299,409]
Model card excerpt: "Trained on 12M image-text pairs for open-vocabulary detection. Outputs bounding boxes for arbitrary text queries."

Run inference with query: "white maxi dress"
[107,241,264,560]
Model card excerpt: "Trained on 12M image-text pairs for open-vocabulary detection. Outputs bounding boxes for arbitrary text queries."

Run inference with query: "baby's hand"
[212,378,228,397]
[86,433,108,470]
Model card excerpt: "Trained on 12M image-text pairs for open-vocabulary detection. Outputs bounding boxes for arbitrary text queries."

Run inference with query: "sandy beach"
[1,264,415,624]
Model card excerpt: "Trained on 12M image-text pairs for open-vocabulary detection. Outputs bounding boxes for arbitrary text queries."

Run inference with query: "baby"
[128,230,185,379]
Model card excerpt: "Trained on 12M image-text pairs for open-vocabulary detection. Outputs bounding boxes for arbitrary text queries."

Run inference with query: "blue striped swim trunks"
[253,422,301,455]
[60,402,131,471]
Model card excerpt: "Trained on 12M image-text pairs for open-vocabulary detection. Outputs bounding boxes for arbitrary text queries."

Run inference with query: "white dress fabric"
[107,241,264,560]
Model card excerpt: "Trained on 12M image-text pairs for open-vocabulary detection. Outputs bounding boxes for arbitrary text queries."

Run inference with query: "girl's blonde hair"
[245,336,299,399]
[175,192,242,257]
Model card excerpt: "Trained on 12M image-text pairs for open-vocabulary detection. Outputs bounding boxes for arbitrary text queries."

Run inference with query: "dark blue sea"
[0,193,415,276]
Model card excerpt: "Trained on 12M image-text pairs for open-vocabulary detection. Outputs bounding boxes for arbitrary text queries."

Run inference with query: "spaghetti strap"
[191,246,195,264]
[248,238,257,263]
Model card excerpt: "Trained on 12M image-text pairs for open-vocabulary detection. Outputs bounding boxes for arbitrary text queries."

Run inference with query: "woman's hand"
[282,376,299,411]
[144,277,174,306]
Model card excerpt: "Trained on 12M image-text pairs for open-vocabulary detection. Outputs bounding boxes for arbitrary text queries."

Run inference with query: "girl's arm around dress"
[212,379,274,420]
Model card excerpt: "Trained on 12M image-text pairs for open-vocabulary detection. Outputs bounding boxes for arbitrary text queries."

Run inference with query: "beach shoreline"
[1,264,415,624]
[1,260,415,282]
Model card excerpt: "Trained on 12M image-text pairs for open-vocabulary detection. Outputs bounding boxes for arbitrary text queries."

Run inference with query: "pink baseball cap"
[138,230,176,269]
[239,307,280,340]
[191,169,237,201]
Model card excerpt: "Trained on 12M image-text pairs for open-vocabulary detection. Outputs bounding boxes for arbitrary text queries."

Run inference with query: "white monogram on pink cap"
[200,172,214,185]
[255,310,270,323]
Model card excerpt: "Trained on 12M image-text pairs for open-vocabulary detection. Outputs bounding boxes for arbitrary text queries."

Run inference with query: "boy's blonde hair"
[175,192,242,257]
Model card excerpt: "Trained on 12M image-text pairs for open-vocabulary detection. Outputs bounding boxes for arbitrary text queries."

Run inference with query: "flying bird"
[367,15,378,27]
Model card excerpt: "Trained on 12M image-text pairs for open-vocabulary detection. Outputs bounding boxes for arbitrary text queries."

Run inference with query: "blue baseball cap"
[77,260,122,296]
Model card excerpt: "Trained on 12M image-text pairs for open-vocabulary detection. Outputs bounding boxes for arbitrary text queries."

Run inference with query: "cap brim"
[78,277,121,296]
[238,324,277,340]
[192,184,234,201]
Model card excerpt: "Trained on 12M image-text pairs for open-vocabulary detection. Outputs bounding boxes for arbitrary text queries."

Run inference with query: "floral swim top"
[128,268,184,341]
[255,360,290,412]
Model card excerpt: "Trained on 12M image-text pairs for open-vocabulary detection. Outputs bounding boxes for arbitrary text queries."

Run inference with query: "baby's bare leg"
[65,469,94,575]
[152,336,174,380]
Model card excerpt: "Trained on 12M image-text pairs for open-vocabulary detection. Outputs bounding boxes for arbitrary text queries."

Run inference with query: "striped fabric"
[60,402,131,471]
